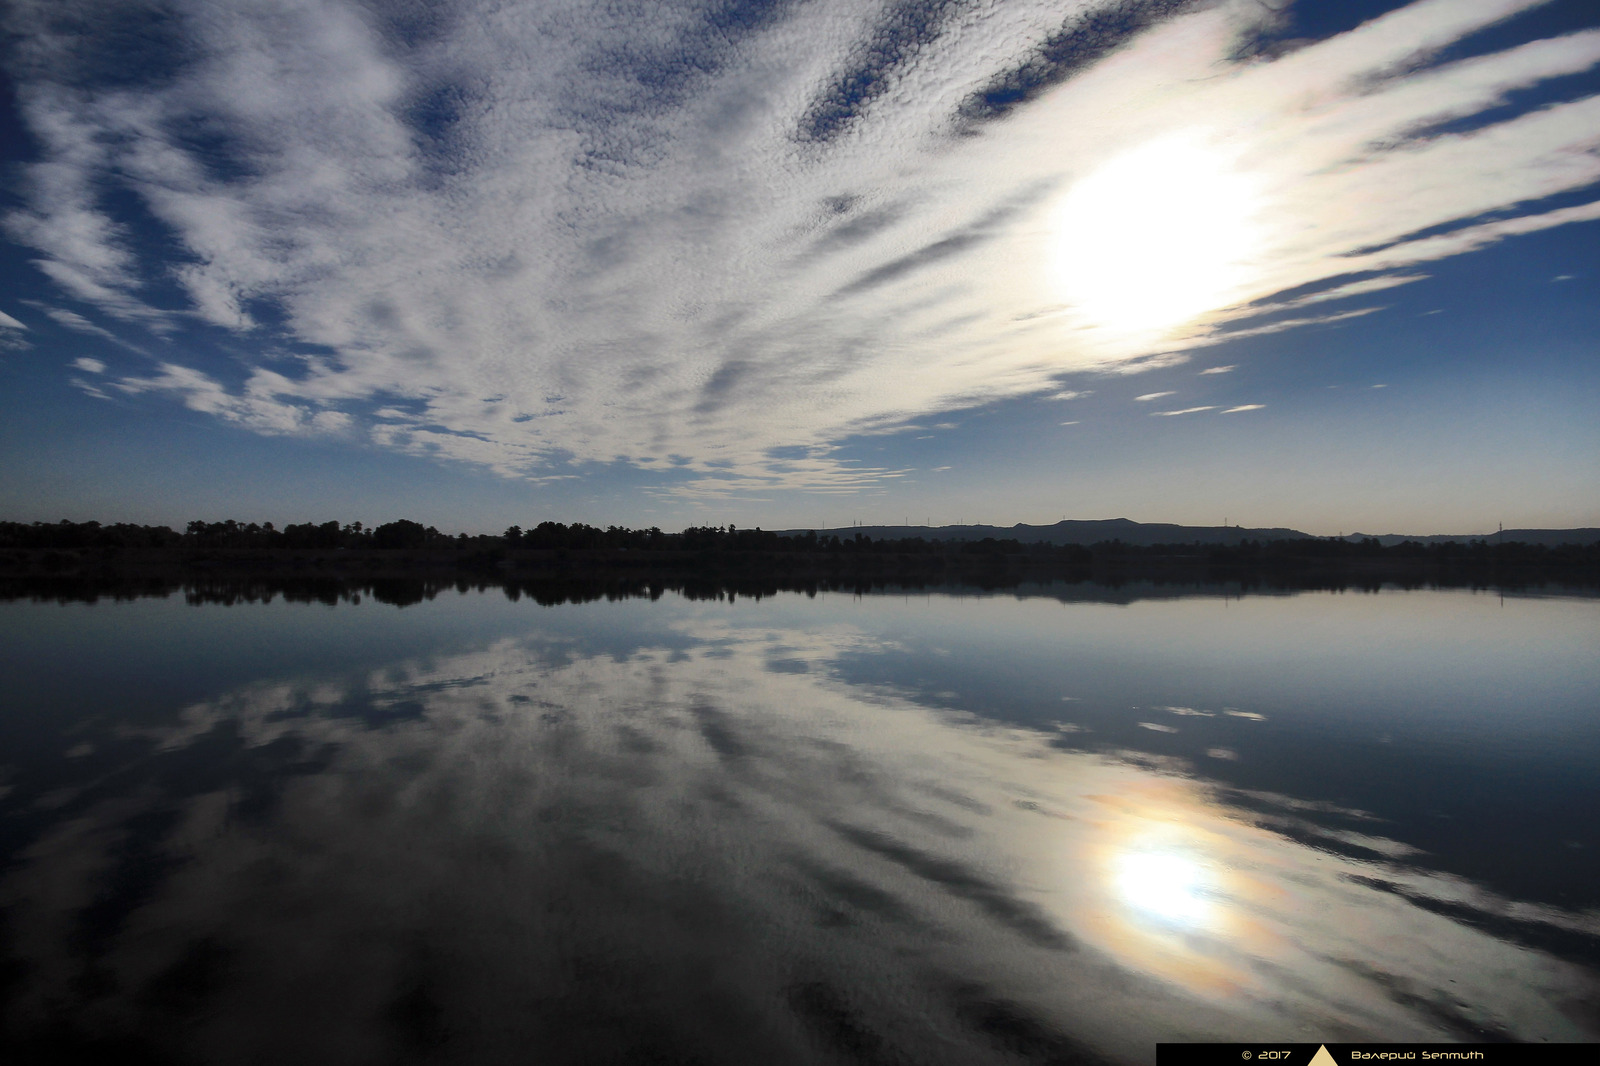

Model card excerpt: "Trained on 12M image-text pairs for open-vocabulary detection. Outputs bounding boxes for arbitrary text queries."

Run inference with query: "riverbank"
[3,542,1595,603]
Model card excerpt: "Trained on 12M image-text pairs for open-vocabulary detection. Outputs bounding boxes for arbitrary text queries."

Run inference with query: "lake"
[1,582,1597,1063]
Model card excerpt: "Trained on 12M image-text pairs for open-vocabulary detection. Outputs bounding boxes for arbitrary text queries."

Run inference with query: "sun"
[1052,131,1263,335]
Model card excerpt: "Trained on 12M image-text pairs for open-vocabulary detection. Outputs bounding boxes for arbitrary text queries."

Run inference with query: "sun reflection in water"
[1114,848,1213,928]
[1064,785,1267,999]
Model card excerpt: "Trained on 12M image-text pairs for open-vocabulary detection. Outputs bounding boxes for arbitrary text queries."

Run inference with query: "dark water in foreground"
[1,584,1597,1063]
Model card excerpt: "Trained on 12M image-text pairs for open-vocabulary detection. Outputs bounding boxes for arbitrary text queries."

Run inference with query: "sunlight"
[1052,131,1263,335]
[1114,847,1214,927]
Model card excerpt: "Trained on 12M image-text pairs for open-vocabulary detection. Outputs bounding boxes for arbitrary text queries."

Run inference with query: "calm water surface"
[1,585,1597,1063]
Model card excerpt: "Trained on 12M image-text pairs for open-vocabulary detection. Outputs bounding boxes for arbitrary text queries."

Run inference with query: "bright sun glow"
[1115,849,1213,926]
[1053,131,1262,335]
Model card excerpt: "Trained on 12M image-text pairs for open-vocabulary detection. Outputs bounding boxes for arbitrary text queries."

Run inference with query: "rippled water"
[1,584,1597,1063]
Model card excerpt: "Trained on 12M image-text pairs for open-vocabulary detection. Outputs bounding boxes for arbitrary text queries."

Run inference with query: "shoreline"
[4,545,1595,603]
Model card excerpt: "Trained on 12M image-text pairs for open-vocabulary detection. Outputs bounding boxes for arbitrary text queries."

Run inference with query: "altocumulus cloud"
[4,0,1599,495]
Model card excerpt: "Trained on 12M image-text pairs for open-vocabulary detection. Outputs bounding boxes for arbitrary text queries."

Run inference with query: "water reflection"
[1113,847,1214,927]
[0,589,1596,1062]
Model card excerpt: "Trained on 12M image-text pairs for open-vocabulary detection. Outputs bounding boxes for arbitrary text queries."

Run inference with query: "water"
[1,583,1597,1062]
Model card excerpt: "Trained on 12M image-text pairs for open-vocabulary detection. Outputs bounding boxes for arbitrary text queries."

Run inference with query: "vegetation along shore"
[3,518,1596,594]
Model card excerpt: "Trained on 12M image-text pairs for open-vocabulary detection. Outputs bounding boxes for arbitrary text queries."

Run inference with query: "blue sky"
[1,0,1597,535]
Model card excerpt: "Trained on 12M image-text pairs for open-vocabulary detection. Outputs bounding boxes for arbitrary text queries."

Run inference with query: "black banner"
[1157,1045,1589,1066]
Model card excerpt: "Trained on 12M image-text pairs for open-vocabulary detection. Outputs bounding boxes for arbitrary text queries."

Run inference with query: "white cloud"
[0,308,29,351]
[1234,275,1429,321]
[1198,365,1235,375]
[1135,391,1176,402]
[69,377,112,400]
[1221,404,1264,413]
[71,356,106,373]
[5,0,1597,493]
[1194,308,1385,348]
[31,304,117,341]
[21,300,152,355]
[1152,406,1217,417]
[114,362,350,438]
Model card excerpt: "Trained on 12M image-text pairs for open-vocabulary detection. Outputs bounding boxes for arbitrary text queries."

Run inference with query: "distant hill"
[778,519,1310,546]
[1340,528,1600,548]
[776,519,1600,548]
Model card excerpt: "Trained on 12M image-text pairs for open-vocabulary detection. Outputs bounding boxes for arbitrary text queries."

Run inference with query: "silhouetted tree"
[372,519,429,549]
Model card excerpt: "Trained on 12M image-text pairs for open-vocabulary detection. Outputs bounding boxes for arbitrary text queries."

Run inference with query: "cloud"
[1192,307,1385,348]
[1152,406,1216,416]
[4,0,1598,493]
[69,377,112,400]
[71,356,106,373]
[21,300,152,354]
[1094,351,1192,376]
[30,304,118,341]
[114,362,351,438]
[1236,274,1429,320]
[1134,391,1175,402]
[0,308,29,352]
[1198,365,1234,375]
[1220,404,1263,413]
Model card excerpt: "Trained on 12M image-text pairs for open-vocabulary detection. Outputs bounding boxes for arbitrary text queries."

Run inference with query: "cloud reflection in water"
[1,597,1596,1061]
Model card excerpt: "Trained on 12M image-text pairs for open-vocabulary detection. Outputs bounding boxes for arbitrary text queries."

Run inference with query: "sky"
[1,0,1597,536]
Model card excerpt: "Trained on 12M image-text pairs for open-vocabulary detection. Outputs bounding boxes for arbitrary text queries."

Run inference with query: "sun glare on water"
[1114,848,1214,927]
[1053,132,1263,335]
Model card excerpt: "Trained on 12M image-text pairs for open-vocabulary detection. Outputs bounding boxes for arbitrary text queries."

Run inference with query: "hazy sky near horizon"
[1,0,1597,535]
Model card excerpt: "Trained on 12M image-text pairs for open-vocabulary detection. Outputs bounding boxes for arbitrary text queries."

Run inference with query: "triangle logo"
[1308,1048,1338,1066]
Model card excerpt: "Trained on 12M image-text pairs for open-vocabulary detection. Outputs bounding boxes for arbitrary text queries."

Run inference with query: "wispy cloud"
[22,300,151,355]
[1195,308,1385,347]
[4,0,1597,494]
[0,308,29,351]
[70,377,112,400]
[72,357,106,374]
[30,304,119,341]
[1152,406,1217,417]
[1235,274,1429,320]
[1135,391,1176,402]
[1198,365,1235,375]
[1221,404,1263,413]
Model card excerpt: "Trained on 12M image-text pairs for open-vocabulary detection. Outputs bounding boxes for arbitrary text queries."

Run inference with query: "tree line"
[2,518,1596,564]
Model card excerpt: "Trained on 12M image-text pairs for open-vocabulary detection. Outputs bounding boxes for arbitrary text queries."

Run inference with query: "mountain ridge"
[773,519,1600,548]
